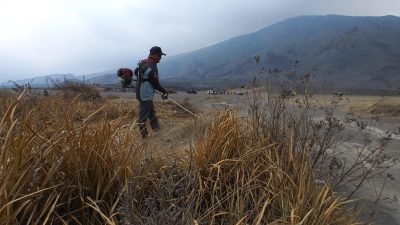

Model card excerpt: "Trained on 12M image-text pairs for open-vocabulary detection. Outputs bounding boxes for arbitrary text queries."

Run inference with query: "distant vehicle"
[187,89,197,94]
[216,89,226,94]
[236,92,244,95]
[207,90,217,95]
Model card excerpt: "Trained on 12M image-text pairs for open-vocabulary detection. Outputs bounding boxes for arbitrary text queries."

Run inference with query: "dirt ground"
[313,95,400,225]
[103,90,400,225]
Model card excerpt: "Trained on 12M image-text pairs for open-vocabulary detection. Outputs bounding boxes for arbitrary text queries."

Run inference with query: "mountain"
[87,73,119,85]
[3,15,400,92]
[1,70,120,88]
[85,69,118,81]
[160,15,400,92]
[1,74,79,88]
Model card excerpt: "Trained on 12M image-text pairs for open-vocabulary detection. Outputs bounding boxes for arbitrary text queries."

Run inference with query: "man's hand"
[162,92,168,100]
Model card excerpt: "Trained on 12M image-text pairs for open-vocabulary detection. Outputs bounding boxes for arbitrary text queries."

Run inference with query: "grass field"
[1,86,397,224]
[312,95,400,118]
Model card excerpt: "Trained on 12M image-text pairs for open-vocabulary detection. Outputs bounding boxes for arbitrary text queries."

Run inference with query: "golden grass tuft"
[192,109,359,224]
[0,91,142,224]
[0,90,362,224]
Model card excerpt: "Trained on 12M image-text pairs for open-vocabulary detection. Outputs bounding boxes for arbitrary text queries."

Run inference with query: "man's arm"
[149,70,167,94]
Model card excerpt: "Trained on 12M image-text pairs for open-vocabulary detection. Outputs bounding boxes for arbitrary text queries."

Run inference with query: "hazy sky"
[0,0,399,83]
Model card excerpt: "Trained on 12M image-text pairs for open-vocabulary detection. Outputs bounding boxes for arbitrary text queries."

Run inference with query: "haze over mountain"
[1,71,116,87]
[3,15,400,93]
[2,74,78,88]
[160,15,400,92]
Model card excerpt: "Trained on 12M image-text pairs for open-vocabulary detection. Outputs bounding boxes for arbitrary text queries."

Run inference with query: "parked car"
[207,90,217,95]
[187,89,197,94]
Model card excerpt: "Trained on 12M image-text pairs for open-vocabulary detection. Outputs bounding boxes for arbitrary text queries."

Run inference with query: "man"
[135,46,168,138]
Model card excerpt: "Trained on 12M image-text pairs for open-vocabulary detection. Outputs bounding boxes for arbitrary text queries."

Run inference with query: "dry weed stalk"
[191,109,359,224]
[250,56,398,210]
[0,86,367,224]
[0,91,141,224]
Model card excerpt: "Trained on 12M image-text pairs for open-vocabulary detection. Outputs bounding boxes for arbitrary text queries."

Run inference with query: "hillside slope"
[160,15,400,91]
[4,15,400,92]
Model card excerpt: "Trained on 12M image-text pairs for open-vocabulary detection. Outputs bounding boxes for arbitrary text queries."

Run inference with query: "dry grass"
[0,90,142,224]
[192,110,358,224]
[313,95,400,118]
[0,88,362,224]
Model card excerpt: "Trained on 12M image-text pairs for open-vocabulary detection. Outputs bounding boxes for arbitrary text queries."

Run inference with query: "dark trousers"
[138,101,160,138]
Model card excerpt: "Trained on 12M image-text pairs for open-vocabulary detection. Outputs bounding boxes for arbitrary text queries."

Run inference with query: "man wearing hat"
[135,46,169,138]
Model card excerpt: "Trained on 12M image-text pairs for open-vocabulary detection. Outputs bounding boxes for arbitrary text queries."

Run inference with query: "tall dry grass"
[0,90,141,224]
[0,88,362,224]
[194,110,358,224]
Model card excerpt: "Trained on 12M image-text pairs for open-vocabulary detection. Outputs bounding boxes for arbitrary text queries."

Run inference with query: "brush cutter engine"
[117,68,134,88]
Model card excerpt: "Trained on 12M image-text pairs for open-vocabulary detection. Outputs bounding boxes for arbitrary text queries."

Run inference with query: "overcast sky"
[0,0,399,83]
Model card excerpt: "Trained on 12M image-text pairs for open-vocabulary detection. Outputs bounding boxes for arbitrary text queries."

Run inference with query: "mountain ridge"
[3,15,400,93]
[160,15,400,91]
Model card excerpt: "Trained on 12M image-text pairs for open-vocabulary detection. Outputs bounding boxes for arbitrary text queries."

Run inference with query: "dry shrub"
[1,89,363,224]
[119,149,195,225]
[370,102,400,117]
[249,72,398,200]
[0,89,15,107]
[59,82,102,101]
[180,97,194,112]
[0,91,141,224]
[119,109,359,224]
[155,100,194,120]
[191,110,358,224]
[105,94,121,100]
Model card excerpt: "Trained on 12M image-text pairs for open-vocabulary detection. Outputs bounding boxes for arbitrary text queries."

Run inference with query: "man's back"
[138,59,158,101]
